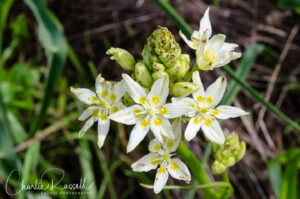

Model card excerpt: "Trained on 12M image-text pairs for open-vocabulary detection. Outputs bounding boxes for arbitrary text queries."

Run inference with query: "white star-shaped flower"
[175,71,248,144]
[109,74,188,153]
[179,7,241,71]
[131,119,191,194]
[70,74,126,148]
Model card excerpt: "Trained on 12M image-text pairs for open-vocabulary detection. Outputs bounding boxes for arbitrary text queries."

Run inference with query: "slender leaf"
[0,0,14,67]
[24,0,67,135]
[79,140,97,199]
[268,160,282,198]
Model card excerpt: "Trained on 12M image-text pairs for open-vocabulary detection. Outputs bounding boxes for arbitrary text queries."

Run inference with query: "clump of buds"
[212,132,246,174]
[106,27,199,97]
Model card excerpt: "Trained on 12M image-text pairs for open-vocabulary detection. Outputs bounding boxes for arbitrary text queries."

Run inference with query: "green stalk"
[140,182,230,190]
[176,142,216,198]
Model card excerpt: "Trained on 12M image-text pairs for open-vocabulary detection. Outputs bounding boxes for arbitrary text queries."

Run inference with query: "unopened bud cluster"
[107,27,199,97]
[212,132,246,174]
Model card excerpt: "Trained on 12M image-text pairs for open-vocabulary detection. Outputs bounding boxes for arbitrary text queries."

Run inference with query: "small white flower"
[131,119,191,194]
[175,71,248,144]
[179,7,241,71]
[109,74,188,153]
[71,74,126,148]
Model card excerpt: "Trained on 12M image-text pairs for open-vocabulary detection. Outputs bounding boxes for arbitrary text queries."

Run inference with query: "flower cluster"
[71,7,248,194]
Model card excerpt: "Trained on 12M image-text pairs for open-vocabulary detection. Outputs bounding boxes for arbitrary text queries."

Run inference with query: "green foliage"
[268,148,300,199]
[24,0,67,134]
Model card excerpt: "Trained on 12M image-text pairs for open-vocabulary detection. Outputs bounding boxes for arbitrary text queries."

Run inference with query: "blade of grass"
[79,140,97,199]
[0,0,14,68]
[95,146,117,199]
[267,160,282,198]
[153,0,300,132]
[24,0,67,135]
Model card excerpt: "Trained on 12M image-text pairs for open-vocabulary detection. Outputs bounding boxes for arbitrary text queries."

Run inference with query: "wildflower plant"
[71,7,248,195]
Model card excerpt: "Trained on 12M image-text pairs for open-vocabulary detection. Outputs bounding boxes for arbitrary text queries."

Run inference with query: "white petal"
[109,105,144,125]
[122,74,146,104]
[95,74,107,95]
[208,34,226,53]
[109,101,125,115]
[162,102,189,118]
[154,162,169,194]
[147,75,169,107]
[97,118,110,148]
[215,105,248,119]
[166,118,182,153]
[201,119,225,145]
[70,87,96,105]
[171,97,197,117]
[199,7,212,38]
[184,117,201,141]
[79,116,95,137]
[167,158,191,183]
[131,153,161,172]
[204,76,227,108]
[222,42,238,51]
[179,30,197,49]
[127,118,149,153]
[78,106,99,121]
[148,139,164,155]
[112,79,127,101]
[150,115,174,140]
[192,71,205,99]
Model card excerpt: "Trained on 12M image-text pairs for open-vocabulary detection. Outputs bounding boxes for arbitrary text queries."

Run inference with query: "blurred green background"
[0,0,300,198]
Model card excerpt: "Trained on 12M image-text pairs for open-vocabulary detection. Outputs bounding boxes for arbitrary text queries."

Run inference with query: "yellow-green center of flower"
[204,119,212,126]
[193,117,200,124]
[203,50,216,64]
[154,118,162,126]
[169,160,179,171]
[101,114,108,121]
[205,97,213,104]
[110,94,116,102]
[151,96,160,105]
[133,109,142,118]
[139,96,147,105]
[159,107,167,115]
[166,140,174,148]
[150,156,160,165]
[101,90,109,99]
[140,119,148,127]
[153,144,161,151]
[88,96,100,104]
[158,165,166,173]
[111,106,119,113]
[93,110,101,117]
[196,95,203,102]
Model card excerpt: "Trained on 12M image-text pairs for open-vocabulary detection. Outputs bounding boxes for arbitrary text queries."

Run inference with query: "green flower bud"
[152,71,168,82]
[223,157,235,167]
[106,47,136,71]
[171,82,199,97]
[135,62,153,88]
[153,63,165,72]
[212,161,226,175]
[212,132,246,175]
[236,142,246,161]
[142,27,181,69]
[122,92,135,106]
[166,54,190,80]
